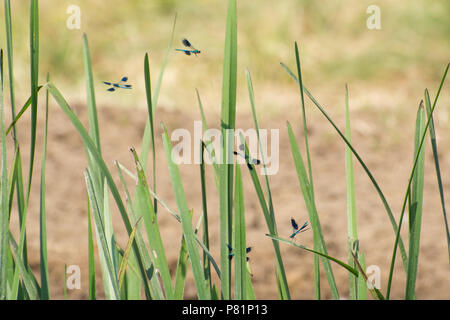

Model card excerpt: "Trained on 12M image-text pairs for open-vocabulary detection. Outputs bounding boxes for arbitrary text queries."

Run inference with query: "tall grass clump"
[0,0,448,301]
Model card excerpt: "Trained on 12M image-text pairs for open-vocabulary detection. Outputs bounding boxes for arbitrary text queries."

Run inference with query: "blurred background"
[0,0,449,299]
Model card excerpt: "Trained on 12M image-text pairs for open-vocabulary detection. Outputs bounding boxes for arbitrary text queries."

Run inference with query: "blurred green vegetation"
[0,0,449,114]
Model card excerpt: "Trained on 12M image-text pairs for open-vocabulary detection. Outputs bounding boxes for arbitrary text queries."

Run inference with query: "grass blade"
[5,87,43,136]
[143,53,157,213]
[4,0,17,144]
[83,34,101,151]
[87,199,96,300]
[266,234,358,277]
[131,147,174,299]
[199,142,213,293]
[219,0,238,300]
[405,104,426,299]
[344,84,361,299]
[84,170,120,299]
[118,218,141,290]
[286,121,339,299]
[0,49,9,300]
[293,42,322,299]
[27,0,39,201]
[196,89,219,186]
[8,233,39,299]
[173,232,189,299]
[245,71,291,299]
[425,86,450,261]
[39,73,50,299]
[350,251,383,300]
[140,14,177,169]
[161,122,210,300]
[233,164,247,299]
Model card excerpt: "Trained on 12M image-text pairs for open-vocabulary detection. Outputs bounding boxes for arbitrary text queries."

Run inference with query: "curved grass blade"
[266,234,358,276]
[350,251,384,300]
[118,218,142,290]
[173,232,189,299]
[5,86,43,136]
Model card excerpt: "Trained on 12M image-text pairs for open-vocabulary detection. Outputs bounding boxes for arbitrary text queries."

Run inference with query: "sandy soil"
[9,99,450,300]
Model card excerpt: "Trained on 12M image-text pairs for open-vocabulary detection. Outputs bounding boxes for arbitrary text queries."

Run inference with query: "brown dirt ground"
[7,97,450,300]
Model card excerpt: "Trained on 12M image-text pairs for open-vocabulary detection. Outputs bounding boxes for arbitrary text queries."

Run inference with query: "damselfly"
[227,244,252,261]
[175,38,201,56]
[233,144,261,170]
[289,218,309,239]
[103,76,132,92]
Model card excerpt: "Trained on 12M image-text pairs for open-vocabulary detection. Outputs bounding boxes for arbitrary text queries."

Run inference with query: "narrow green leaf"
[84,170,120,299]
[199,142,212,293]
[140,14,177,169]
[294,42,322,299]
[0,48,9,300]
[4,0,18,144]
[344,84,360,299]
[219,0,238,300]
[350,251,384,300]
[131,147,174,299]
[118,218,141,290]
[87,199,96,300]
[196,89,219,186]
[143,53,157,213]
[267,234,359,277]
[9,233,39,300]
[39,73,50,300]
[83,34,101,152]
[405,104,426,299]
[245,70,291,300]
[5,87,43,136]
[27,0,39,201]
[161,122,210,300]
[425,82,450,261]
[287,121,339,299]
[233,164,246,299]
